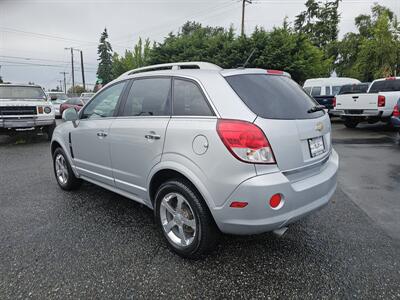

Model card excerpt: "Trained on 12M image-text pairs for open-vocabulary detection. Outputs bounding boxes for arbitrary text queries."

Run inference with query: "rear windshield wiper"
[307,105,326,113]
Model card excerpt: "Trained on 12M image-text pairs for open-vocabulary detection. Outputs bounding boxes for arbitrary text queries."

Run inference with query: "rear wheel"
[53,147,81,190]
[343,118,359,128]
[155,179,219,259]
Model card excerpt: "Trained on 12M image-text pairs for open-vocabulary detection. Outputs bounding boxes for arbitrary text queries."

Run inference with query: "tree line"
[96,1,400,86]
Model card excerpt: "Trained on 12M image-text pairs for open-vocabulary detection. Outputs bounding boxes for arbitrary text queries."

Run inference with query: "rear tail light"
[332,97,336,107]
[393,104,400,117]
[378,95,386,107]
[217,119,275,164]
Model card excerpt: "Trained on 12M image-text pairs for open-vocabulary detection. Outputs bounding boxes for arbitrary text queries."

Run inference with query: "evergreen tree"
[96,28,114,85]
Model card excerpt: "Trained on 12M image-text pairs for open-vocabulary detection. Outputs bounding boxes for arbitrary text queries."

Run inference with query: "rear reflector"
[378,95,385,107]
[269,194,283,209]
[393,104,400,117]
[217,119,276,164]
[230,201,248,208]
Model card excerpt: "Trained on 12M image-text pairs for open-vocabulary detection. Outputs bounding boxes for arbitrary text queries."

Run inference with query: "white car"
[48,92,68,118]
[334,77,400,128]
[80,92,95,102]
[0,84,56,140]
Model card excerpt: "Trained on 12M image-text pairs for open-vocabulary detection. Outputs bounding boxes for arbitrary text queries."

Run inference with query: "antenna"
[241,48,256,68]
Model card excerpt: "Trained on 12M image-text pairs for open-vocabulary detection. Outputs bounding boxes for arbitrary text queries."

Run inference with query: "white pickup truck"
[334,77,400,128]
[0,84,56,140]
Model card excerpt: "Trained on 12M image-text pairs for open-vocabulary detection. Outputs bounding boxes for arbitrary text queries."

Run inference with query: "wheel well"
[51,141,62,155]
[149,169,201,206]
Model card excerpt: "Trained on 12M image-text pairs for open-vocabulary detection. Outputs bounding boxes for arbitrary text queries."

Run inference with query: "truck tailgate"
[336,93,378,110]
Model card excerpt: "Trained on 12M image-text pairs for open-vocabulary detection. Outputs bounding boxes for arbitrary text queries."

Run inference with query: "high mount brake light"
[266,69,284,75]
[217,119,276,164]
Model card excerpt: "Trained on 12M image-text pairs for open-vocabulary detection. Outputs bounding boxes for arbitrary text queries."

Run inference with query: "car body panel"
[108,116,170,200]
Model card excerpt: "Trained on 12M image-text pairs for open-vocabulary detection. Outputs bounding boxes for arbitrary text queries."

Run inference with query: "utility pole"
[241,0,252,36]
[65,47,75,94]
[59,71,68,94]
[58,80,63,92]
[80,50,86,91]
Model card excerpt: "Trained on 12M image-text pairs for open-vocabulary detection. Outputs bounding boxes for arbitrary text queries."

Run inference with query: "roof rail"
[118,61,222,78]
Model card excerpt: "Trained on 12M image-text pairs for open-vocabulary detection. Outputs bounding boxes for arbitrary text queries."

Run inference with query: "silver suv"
[51,62,338,258]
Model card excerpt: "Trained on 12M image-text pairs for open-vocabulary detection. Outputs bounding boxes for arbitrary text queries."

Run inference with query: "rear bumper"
[212,149,339,235]
[0,117,55,129]
[339,109,382,117]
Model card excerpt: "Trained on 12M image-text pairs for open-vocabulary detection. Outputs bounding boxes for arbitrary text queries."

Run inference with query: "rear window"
[226,74,323,119]
[0,86,46,100]
[369,79,400,93]
[338,84,369,95]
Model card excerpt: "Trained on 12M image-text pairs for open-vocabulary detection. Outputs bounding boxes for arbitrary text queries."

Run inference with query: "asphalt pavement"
[0,121,399,299]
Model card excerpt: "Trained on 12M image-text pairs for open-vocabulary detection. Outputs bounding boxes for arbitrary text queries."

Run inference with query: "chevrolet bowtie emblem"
[316,122,324,132]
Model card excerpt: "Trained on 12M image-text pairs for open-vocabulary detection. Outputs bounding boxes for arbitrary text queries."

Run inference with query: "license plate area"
[308,136,325,158]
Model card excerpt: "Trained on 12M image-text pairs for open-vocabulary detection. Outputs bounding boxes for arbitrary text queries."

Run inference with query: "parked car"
[391,98,400,135]
[48,92,68,118]
[51,62,339,258]
[330,83,370,116]
[59,97,86,115]
[80,92,95,102]
[303,77,361,113]
[0,84,56,140]
[334,77,400,128]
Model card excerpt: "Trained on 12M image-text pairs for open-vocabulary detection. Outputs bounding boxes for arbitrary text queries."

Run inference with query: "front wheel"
[155,179,219,259]
[53,147,82,190]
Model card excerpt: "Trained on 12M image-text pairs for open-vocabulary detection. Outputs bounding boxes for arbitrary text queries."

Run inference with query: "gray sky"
[0,0,399,90]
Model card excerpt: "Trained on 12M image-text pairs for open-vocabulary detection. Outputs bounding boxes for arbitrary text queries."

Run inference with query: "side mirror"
[62,107,79,127]
[50,95,57,101]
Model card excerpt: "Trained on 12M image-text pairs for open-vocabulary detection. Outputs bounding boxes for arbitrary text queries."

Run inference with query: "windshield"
[226,74,323,119]
[0,86,46,100]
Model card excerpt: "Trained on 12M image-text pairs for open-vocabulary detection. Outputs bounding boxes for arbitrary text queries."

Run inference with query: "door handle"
[97,131,108,137]
[145,133,161,140]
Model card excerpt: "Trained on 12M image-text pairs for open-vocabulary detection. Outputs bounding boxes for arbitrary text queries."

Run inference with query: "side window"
[304,87,312,94]
[325,86,331,95]
[332,85,341,95]
[82,81,126,119]
[173,79,213,116]
[122,78,171,116]
[311,86,321,97]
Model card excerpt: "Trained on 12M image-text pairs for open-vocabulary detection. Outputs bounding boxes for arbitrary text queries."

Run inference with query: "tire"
[343,118,359,128]
[45,123,56,141]
[154,179,219,259]
[52,147,82,190]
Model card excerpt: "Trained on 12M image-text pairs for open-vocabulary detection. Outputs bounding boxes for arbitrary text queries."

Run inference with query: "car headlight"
[44,106,52,114]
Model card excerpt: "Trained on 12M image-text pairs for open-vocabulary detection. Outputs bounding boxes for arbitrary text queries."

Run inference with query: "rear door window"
[226,74,323,119]
[332,86,341,95]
